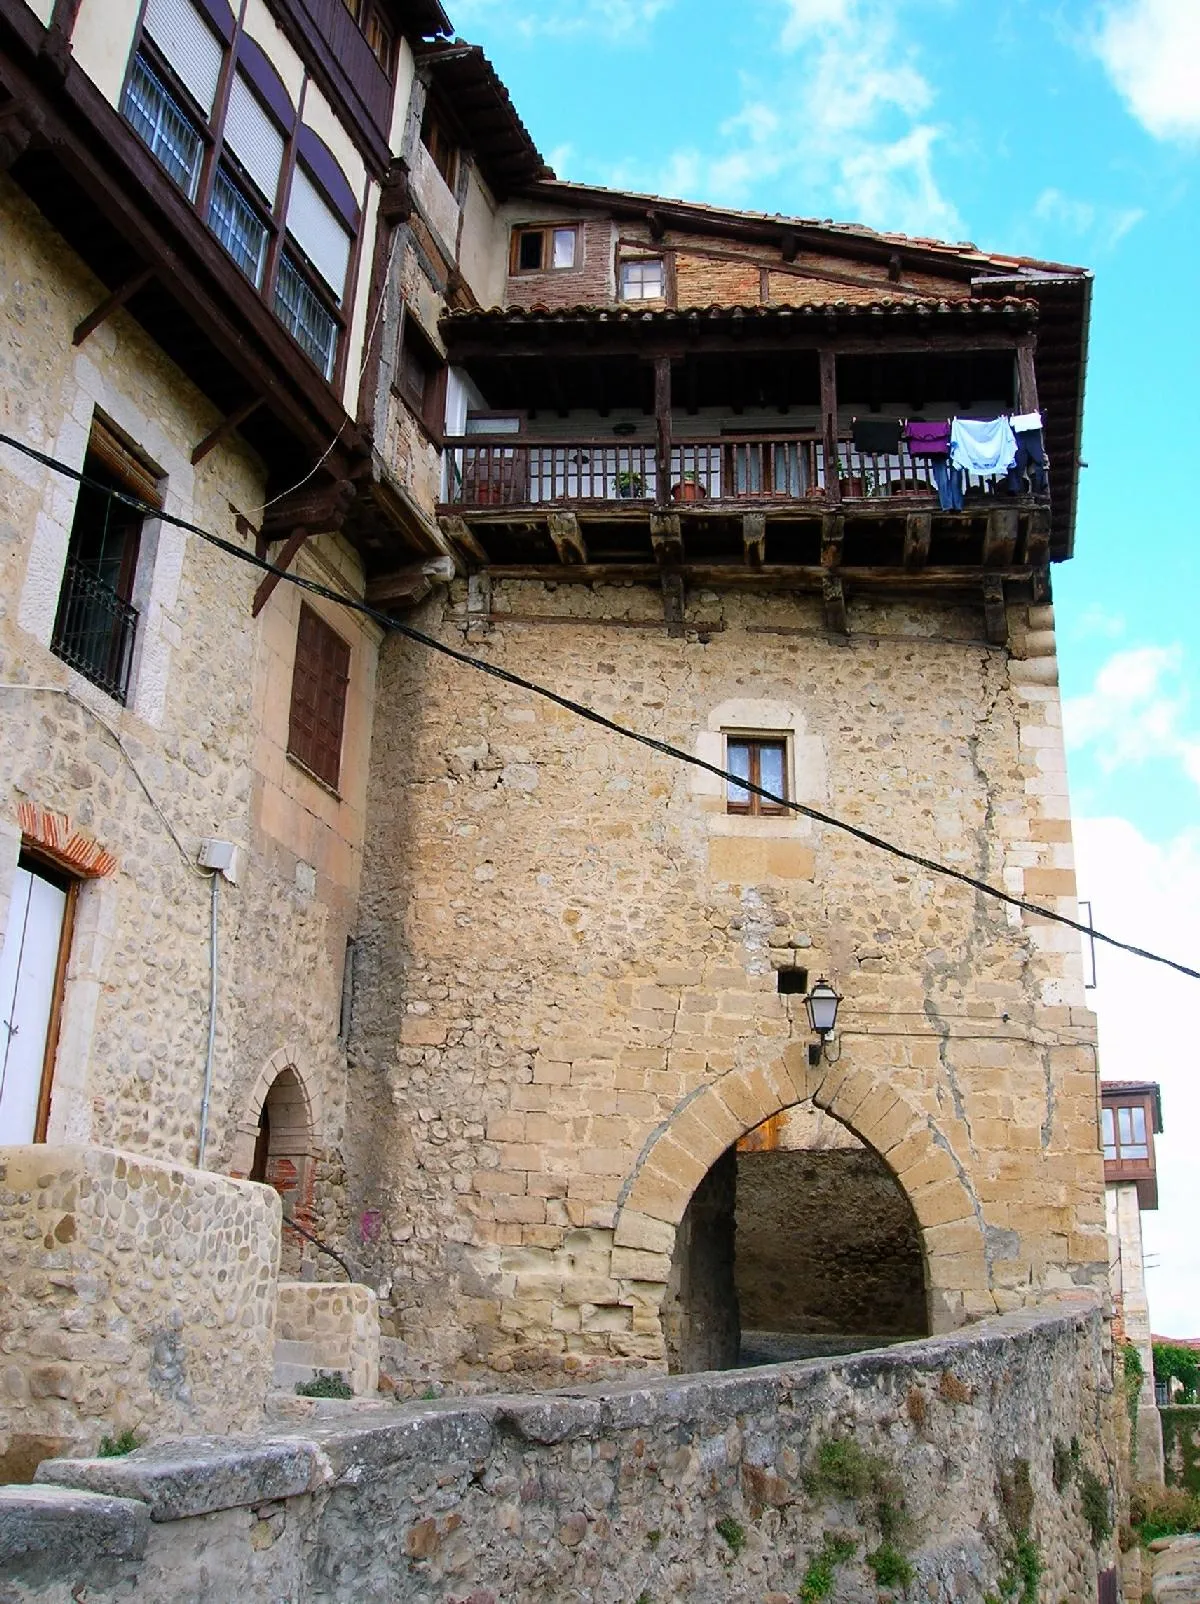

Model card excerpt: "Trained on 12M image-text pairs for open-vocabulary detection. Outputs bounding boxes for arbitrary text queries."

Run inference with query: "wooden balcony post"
[1016,334,1040,414]
[654,356,672,506]
[818,347,840,504]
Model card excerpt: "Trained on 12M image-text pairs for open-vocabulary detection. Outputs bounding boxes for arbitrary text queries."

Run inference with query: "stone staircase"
[271,1282,380,1397]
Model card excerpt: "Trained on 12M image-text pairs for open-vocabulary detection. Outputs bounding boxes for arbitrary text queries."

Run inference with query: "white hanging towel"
[950,416,1018,477]
[1009,411,1043,433]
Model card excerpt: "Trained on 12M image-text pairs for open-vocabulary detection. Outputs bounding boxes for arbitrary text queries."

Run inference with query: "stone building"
[1103,1078,1165,1481]
[2,0,1108,1437]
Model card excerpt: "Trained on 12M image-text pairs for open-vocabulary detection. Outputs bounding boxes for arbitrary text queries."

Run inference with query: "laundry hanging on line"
[851,418,903,453]
[949,416,1019,478]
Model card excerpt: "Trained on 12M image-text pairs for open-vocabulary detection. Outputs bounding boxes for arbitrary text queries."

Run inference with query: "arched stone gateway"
[229,1047,322,1226]
[612,1044,992,1354]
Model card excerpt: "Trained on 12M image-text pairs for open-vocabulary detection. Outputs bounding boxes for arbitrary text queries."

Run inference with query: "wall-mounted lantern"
[806,978,842,1065]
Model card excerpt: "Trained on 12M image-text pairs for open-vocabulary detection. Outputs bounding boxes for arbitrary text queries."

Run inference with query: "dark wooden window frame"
[340,0,396,75]
[287,601,351,792]
[509,221,581,277]
[725,734,790,816]
[618,254,667,303]
[121,0,366,391]
[1101,1100,1152,1163]
[395,308,448,440]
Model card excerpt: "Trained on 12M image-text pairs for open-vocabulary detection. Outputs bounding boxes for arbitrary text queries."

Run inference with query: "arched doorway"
[661,1102,929,1373]
[244,1065,313,1212]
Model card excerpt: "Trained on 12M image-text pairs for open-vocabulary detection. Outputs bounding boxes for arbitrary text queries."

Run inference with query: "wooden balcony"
[438,430,1052,639]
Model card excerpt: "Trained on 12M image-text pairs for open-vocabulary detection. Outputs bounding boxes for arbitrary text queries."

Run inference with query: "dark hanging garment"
[903,419,952,457]
[851,418,902,453]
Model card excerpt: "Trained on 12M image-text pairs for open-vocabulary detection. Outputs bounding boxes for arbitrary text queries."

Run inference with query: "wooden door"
[0,862,72,1143]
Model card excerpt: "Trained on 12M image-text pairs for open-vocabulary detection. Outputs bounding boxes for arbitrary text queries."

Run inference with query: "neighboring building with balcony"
[1103,1079,1166,1480]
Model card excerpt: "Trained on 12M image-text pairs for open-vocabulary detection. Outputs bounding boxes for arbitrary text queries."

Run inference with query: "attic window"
[421,109,458,188]
[511,224,577,274]
[620,257,665,301]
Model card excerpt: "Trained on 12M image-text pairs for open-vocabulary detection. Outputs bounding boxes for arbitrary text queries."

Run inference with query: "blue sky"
[451,0,1200,1332]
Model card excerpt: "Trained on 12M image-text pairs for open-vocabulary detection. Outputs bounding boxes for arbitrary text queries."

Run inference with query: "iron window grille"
[274,253,338,380]
[51,558,140,705]
[208,166,270,286]
[123,52,205,200]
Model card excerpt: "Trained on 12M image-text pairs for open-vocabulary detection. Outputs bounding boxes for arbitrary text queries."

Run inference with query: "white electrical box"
[198,838,243,884]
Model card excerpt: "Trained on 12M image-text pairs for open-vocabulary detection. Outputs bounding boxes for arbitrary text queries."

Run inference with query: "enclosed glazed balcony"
[437,299,1067,635]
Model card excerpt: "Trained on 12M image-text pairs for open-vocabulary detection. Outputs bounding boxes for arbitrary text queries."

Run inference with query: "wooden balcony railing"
[442,434,1048,510]
[287,0,395,142]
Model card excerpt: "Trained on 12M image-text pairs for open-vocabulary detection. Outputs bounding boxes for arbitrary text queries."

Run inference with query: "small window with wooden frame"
[619,256,665,302]
[420,104,458,189]
[288,603,351,792]
[510,222,579,275]
[725,735,789,816]
[397,312,447,438]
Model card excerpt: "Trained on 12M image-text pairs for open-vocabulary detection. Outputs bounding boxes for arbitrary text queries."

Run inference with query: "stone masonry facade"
[345,577,1107,1382]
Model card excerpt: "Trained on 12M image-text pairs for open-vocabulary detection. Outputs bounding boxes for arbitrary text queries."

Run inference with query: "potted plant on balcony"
[672,469,707,503]
[836,458,867,498]
[615,470,645,500]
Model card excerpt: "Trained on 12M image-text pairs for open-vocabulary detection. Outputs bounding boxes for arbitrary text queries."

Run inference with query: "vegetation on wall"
[295,1370,354,1399]
[1160,1407,1200,1495]
[798,1533,856,1602]
[1128,1482,1200,1547]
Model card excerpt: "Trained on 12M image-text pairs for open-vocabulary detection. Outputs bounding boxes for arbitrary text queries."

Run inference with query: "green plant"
[1052,1440,1073,1494]
[1078,1467,1113,1547]
[999,1458,1034,1538]
[295,1370,354,1400]
[1129,1482,1200,1546]
[867,1542,914,1588]
[799,1534,856,1602]
[807,1437,877,1501]
[614,469,645,497]
[1154,1343,1200,1403]
[1124,1343,1145,1432]
[636,1593,653,1604]
[715,1516,745,1555]
[97,1429,139,1458]
[646,1529,662,1549]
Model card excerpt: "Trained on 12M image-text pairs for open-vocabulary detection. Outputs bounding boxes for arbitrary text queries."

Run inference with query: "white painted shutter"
[286,166,352,301]
[143,0,224,115]
[223,73,284,205]
[0,868,67,1145]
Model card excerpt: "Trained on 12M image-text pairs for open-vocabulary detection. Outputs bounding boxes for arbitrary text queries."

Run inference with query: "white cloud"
[1071,603,1127,643]
[1093,0,1200,142]
[1074,816,1200,1336]
[605,0,964,238]
[448,0,672,40]
[1062,644,1200,787]
[1032,188,1145,251]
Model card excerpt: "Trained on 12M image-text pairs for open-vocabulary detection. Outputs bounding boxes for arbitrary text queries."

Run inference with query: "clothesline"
[849,412,1047,510]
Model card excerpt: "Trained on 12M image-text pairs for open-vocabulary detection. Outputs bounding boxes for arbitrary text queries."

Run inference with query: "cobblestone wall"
[346,577,1107,1383]
[0,1145,279,1481]
[1,1297,1118,1603]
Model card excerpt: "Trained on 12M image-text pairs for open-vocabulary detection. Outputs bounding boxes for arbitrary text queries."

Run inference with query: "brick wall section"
[503,217,615,309]
[676,254,762,306]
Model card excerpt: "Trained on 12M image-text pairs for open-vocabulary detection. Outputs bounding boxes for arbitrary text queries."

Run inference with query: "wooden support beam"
[820,511,844,570]
[259,479,355,546]
[440,514,490,566]
[72,268,153,347]
[1016,333,1040,414]
[0,100,42,170]
[743,511,766,568]
[661,572,685,637]
[365,556,455,611]
[818,347,840,505]
[252,527,307,618]
[654,356,672,506]
[983,506,1019,567]
[1025,507,1051,568]
[191,399,263,465]
[904,512,931,572]
[822,574,848,635]
[548,510,588,565]
[650,511,683,566]
[982,578,1008,646]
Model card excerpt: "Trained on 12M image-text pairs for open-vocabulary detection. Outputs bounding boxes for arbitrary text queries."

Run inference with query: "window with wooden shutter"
[287,603,350,790]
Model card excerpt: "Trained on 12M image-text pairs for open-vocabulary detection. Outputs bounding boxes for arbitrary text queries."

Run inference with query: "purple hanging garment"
[903,420,951,457]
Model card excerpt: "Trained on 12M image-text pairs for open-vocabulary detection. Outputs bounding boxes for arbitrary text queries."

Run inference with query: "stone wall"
[0,174,375,1240]
[1162,1407,1200,1494]
[0,1145,279,1481]
[735,1148,927,1338]
[0,1297,1118,1602]
[274,1282,380,1397]
[346,577,1107,1383]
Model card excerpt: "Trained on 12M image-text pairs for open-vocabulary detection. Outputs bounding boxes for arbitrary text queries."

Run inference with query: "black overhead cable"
[2,427,1197,985]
